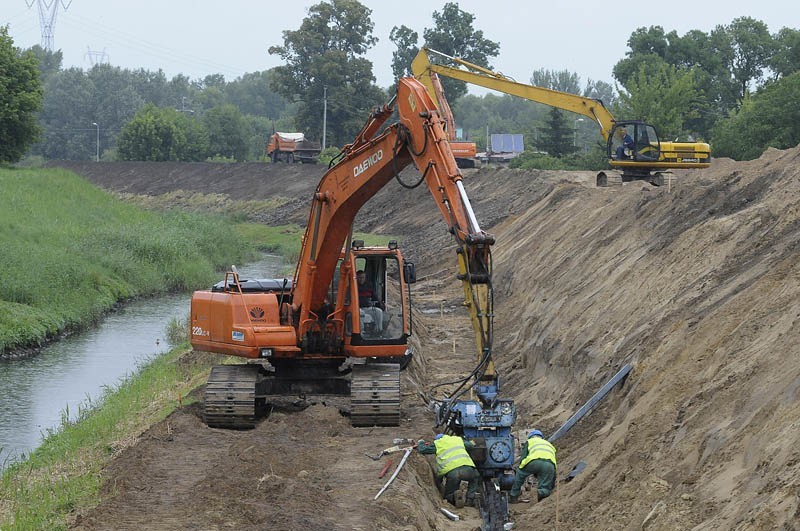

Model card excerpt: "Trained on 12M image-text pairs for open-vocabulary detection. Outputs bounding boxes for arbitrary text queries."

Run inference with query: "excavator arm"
[412,47,616,140]
[301,80,517,518]
[291,77,497,388]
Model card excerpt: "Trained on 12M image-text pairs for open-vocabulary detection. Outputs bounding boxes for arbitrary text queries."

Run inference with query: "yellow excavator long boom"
[412,47,711,187]
[411,47,617,141]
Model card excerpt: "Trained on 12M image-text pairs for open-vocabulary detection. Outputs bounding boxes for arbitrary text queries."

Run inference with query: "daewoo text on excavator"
[412,47,711,187]
[190,77,516,528]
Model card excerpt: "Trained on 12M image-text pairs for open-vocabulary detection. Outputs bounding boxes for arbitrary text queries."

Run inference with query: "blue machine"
[447,399,517,489]
[436,377,518,491]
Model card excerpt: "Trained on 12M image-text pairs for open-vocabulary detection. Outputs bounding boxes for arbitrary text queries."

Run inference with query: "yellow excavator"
[411,47,711,187]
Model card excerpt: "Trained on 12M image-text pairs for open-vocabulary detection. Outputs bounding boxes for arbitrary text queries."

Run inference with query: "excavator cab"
[599,120,674,186]
[608,121,661,164]
[349,250,407,342]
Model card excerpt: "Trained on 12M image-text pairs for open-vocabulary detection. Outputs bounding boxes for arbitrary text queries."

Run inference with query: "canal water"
[0,254,285,467]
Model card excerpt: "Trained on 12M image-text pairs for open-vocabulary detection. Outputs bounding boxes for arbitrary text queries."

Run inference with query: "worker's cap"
[434,433,445,440]
[528,429,544,439]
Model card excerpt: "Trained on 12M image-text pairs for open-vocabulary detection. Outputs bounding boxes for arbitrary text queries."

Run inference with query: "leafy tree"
[0,26,43,164]
[28,45,62,83]
[711,71,800,160]
[538,107,577,158]
[91,65,146,138]
[117,104,208,161]
[244,115,275,161]
[615,59,704,140]
[225,70,288,119]
[203,104,249,161]
[667,28,737,118]
[175,112,210,161]
[129,68,172,107]
[390,4,500,100]
[194,85,226,113]
[770,27,800,78]
[268,0,385,146]
[613,23,740,136]
[530,69,580,94]
[389,25,420,80]
[583,79,616,106]
[627,25,669,57]
[613,26,669,86]
[35,67,96,160]
[420,2,500,101]
[724,17,775,100]
[196,74,226,90]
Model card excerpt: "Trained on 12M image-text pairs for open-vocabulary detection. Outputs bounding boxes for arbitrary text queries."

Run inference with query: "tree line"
[1,2,799,166]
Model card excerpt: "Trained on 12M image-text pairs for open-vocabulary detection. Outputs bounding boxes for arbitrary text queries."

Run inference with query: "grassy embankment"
[0,167,267,356]
[0,167,394,529]
[0,166,267,529]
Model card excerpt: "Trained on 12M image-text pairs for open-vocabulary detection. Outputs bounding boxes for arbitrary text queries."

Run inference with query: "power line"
[58,11,252,79]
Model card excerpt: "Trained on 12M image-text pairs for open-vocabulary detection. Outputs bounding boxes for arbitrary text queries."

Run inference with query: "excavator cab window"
[634,124,660,162]
[354,255,404,341]
[608,122,661,163]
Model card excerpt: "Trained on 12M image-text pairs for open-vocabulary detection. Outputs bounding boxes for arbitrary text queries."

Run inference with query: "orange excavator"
[190,76,504,429]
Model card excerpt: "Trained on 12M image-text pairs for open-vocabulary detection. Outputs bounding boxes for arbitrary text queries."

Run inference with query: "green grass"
[0,167,261,355]
[0,344,221,530]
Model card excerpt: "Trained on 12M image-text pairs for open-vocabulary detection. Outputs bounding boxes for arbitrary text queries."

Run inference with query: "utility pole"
[177,96,194,114]
[91,122,99,162]
[322,86,327,151]
[574,118,585,147]
[25,0,73,51]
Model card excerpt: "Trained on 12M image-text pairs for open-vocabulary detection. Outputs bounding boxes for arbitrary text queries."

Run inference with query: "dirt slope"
[62,152,800,529]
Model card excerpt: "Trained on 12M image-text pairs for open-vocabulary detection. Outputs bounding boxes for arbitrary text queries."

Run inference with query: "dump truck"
[266,132,321,163]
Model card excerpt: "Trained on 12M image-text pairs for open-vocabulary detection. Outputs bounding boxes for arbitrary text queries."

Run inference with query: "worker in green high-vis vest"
[417,433,480,506]
[509,429,557,503]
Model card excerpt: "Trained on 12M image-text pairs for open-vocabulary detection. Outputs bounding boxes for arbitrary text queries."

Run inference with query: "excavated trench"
[63,151,800,530]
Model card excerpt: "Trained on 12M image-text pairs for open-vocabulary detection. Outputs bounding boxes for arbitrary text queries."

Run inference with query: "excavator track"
[596,171,623,187]
[204,364,265,429]
[350,363,401,427]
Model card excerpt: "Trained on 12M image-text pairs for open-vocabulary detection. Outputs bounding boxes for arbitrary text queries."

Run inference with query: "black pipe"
[548,363,633,443]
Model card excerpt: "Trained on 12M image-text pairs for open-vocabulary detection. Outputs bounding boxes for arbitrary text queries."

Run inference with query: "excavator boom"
[412,47,616,139]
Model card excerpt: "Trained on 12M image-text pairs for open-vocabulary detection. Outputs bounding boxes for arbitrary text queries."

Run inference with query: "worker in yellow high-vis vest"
[509,429,556,503]
[417,433,480,506]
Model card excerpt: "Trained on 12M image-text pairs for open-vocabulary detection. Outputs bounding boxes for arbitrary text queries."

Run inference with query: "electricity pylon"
[25,0,73,51]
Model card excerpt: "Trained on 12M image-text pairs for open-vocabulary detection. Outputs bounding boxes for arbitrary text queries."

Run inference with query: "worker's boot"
[454,481,468,508]
[509,495,531,504]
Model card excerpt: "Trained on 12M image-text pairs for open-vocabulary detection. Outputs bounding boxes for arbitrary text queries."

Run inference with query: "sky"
[3,0,798,96]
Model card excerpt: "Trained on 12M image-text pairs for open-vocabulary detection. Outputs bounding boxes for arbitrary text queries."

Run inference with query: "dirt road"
[61,151,800,529]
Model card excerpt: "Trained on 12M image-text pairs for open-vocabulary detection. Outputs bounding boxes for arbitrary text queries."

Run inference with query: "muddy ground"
[57,152,800,530]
